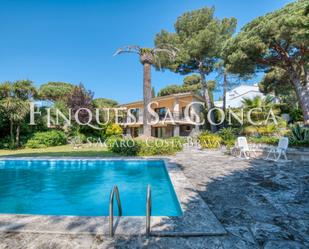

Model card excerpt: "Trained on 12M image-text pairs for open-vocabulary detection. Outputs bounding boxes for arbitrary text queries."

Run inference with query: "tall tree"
[157,83,201,97]
[259,68,293,94]
[258,67,301,120]
[93,98,118,108]
[183,74,201,86]
[114,46,176,137]
[213,62,241,116]
[151,87,156,98]
[155,7,237,132]
[156,74,216,97]
[242,95,280,124]
[38,82,75,102]
[0,80,36,147]
[66,83,94,126]
[223,0,309,124]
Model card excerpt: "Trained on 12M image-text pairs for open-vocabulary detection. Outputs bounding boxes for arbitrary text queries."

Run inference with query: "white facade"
[214,84,265,108]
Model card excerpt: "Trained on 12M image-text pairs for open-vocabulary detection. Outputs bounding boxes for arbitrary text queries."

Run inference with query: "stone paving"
[1,148,309,248]
[169,148,309,249]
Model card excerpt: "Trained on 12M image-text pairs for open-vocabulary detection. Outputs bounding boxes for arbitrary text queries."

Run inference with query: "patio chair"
[236,136,257,159]
[265,137,289,161]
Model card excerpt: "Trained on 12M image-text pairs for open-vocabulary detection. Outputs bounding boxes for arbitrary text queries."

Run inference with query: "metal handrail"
[109,185,122,237]
[146,184,152,236]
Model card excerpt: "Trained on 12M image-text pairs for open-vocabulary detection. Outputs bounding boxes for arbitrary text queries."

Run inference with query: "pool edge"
[0,157,226,236]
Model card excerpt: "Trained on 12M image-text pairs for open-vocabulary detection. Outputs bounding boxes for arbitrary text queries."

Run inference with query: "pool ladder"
[109,185,152,237]
[109,186,122,237]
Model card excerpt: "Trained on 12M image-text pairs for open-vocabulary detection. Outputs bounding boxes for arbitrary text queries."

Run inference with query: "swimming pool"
[0,160,182,216]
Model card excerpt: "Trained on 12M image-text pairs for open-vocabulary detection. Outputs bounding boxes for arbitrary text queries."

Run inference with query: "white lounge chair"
[235,136,257,159]
[266,137,289,161]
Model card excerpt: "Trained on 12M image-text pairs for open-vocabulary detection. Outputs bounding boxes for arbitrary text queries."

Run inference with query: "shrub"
[243,126,259,136]
[138,138,184,156]
[165,136,186,150]
[105,123,123,137]
[243,123,285,137]
[110,139,140,156]
[110,137,184,156]
[70,131,87,143]
[105,135,120,147]
[218,127,236,140]
[257,124,276,135]
[218,127,237,148]
[198,132,222,149]
[289,108,303,123]
[0,136,13,149]
[289,124,309,146]
[248,136,279,145]
[26,130,67,148]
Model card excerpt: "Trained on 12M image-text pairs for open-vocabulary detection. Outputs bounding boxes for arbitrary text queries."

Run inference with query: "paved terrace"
[1,148,309,249]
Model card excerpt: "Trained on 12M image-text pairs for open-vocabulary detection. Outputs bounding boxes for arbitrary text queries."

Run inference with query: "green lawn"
[0,144,116,157]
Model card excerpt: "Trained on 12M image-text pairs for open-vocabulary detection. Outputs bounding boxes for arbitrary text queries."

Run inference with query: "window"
[130,108,139,121]
[155,107,166,120]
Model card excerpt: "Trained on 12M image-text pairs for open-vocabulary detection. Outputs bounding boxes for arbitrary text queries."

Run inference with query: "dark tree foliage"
[0,80,37,147]
[223,0,309,124]
[66,83,94,124]
[258,67,294,96]
[157,73,216,97]
[155,7,237,131]
[183,74,201,86]
[157,84,200,97]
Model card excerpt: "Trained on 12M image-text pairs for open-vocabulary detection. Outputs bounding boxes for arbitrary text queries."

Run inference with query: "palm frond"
[153,47,178,59]
[113,45,141,56]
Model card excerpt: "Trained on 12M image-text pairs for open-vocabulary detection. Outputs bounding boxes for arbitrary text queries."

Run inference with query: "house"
[119,92,204,138]
[214,84,265,108]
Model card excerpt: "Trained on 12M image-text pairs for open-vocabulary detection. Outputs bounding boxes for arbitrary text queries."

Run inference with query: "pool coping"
[0,157,226,236]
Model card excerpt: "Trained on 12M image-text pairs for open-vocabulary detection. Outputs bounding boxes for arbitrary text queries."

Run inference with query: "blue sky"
[0,0,294,104]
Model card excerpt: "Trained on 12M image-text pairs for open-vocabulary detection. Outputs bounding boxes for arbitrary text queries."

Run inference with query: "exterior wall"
[125,124,197,138]
[120,93,204,138]
[122,95,197,116]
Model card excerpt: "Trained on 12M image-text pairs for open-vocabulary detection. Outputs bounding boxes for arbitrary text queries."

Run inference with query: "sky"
[0,0,294,104]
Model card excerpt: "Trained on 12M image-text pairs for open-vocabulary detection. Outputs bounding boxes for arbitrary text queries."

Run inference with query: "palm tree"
[0,98,28,147]
[0,80,36,147]
[242,95,280,123]
[114,46,176,137]
[242,95,276,109]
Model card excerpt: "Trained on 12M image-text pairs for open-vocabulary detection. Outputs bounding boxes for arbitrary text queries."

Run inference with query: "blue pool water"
[0,160,182,216]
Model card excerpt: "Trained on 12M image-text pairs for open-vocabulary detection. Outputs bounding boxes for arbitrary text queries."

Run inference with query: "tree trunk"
[222,71,228,127]
[16,125,20,147]
[200,72,217,132]
[9,118,14,147]
[292,73,309,125]
[143,62,152,136]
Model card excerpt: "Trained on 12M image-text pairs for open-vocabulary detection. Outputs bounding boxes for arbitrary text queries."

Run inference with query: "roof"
[119,92,204,107]
[214,84,267,108]
[227,84,260,100]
